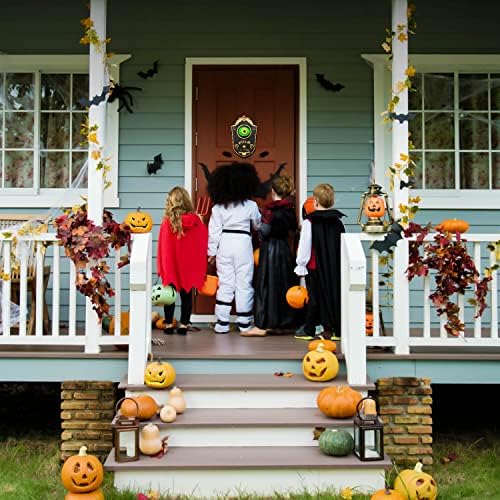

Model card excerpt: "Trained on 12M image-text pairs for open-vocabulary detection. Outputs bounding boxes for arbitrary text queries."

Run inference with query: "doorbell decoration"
[231,115,257,158]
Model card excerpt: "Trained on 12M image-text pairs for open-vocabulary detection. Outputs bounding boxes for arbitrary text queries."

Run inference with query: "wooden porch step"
[106,446,388,497]
[121,373,374,392]
[129,408,353,429]
[105,445,390,470]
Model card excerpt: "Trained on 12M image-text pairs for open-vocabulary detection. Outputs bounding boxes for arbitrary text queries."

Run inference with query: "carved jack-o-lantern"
[394,462,438,500]
[302,343,339,382]
[61,446,104,494]
[124,207,153,233]
[364,196,386,219]
[366,312,374,336]
[144,360,176,389]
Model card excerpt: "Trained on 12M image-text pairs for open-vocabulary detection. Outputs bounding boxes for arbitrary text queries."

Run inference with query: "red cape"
[157,213,208,292]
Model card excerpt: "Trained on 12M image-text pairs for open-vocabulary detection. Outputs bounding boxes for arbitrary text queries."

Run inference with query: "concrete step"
[106,446,389,498]
[119,408,355,447]
[121,373,374,408]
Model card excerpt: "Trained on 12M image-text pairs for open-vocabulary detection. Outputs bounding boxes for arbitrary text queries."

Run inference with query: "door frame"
[184,57,308,323]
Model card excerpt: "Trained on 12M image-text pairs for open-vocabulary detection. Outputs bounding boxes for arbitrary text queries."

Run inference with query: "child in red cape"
[157,186,208,335]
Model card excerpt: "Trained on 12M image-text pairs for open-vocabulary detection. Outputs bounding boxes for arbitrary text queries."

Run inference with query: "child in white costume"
[207,163,262,334]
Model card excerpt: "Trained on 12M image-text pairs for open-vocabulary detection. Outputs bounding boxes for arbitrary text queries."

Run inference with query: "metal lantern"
[357,183,393,233]
[353,396,384,461]
[113,397,140,463]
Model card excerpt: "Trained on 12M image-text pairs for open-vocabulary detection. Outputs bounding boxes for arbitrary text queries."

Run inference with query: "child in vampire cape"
[207,162,262,334]
[157,187,208,335]
[295,183,346,339]
[243,175,298,336]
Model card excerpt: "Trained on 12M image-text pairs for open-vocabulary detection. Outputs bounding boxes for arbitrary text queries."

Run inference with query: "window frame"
[363,54,500,210]
[0,54,130,208]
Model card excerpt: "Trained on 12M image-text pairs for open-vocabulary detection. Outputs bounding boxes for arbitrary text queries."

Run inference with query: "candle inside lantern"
[362,398,377,416]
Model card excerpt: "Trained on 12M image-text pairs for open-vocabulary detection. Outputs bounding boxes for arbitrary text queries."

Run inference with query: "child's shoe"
[177,323,189,335]
[163,324,175,335]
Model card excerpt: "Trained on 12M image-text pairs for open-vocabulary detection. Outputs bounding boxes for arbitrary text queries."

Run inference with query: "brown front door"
[192,66,298,314]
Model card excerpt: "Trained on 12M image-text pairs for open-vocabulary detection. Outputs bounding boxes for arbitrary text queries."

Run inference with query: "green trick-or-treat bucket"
[151,284,177,306]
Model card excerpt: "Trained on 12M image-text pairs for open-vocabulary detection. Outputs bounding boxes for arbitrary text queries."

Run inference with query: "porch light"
[353,396,384,461]
[357,183,393,233]
[113,398,140,463]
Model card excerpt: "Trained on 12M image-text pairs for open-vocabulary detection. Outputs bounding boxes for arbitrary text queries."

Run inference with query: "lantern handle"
[356,396,377,417]
[115,396,140,417]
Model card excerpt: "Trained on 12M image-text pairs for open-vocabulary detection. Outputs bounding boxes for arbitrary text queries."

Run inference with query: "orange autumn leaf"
[87,132,98,144]
[91,150,101,160]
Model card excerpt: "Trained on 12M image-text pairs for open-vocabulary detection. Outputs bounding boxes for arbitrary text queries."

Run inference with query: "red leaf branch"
[54,204,131,319]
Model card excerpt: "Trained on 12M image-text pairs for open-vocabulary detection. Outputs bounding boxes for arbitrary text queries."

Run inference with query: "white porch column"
[85,0,107,353]
[391,0,410,354]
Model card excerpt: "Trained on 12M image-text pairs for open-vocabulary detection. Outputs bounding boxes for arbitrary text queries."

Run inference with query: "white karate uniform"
[208,200,261,333]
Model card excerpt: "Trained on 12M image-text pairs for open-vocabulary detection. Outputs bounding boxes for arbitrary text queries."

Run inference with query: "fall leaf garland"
[54,204,131,319]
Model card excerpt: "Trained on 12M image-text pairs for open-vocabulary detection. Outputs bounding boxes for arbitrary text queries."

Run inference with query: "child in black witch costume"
[243,175,298,337]
[294,183,346,339]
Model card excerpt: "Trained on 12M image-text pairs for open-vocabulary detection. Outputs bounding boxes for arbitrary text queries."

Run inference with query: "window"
[0,55,129,208]
[364,54,500,209]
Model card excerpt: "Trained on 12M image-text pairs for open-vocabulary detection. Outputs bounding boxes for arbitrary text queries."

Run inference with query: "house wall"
[1,0,499,324]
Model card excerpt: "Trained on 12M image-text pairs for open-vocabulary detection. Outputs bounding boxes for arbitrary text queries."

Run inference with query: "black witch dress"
[254,198,298,330]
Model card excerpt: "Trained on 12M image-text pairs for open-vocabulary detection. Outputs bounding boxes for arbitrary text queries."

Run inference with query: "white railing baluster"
[458,293,465,324]
[52,242,60,337]
[1,241,11,336]
[19,241,28,337]
[490,246,498,339]
[69,261,77,337]
[114,248,122,338]
[440,315,447,338]
[371,249,380,337]
[35,242,44,337]
[473,242,482,338]
[423,274,431,339]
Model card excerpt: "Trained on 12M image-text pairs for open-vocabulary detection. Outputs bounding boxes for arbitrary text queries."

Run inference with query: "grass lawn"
[0,433,499,499]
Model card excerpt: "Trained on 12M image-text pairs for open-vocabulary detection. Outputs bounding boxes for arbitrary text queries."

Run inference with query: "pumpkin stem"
[414,461,423,473]
[78,446,88,456]
[316,342,325,353]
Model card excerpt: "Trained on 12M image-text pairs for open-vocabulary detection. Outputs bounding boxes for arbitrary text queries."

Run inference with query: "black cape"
[308,209,346,336]
[254,201,298,329]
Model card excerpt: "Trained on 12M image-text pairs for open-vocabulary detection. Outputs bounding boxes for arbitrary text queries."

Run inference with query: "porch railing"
[341,232,500,384]
[0,232,152,369]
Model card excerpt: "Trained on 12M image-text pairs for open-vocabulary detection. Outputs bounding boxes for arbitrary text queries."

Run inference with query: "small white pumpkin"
[168,387,186,414]
[159,404,177,423]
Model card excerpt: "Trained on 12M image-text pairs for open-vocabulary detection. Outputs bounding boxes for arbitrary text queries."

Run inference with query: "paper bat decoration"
[137,60,159,79]
[370,222,404,254]
[108,83,143,113]
[222,151,233,158]
[254,163,287,199]
[400,179,415,189]
[316,74,345,92]
[146,154,164,175]
[259,151,270,158]
[79,85,110,108]
[389,112,416,123]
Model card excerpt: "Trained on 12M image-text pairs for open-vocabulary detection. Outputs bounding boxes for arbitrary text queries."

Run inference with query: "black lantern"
[353,396,384,461]
[113,397,140,462]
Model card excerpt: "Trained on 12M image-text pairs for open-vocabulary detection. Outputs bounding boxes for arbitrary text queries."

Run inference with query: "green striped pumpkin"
[318,429,354,457]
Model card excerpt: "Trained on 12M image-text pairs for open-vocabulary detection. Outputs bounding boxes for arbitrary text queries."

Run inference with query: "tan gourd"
[139,423,163,456]
[159,404,177,423]
[168,387,186,414]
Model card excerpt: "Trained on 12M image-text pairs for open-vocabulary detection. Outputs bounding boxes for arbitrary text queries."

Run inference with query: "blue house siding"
[1,0,499,325]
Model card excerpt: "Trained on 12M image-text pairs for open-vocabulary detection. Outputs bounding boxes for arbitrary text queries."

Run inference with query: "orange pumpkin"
[109,311,130,336]
[199,274,219,296]
[366,312,374,336]
[253,248,260,266]
[65,489,104,500]
[371,488,406,500]
[308,337,336,352]
[61,446,104,494]
[364,196,386,219]
[286,285,309,309]
[303,196,317,216]
[124,207,153,233]
[120,395,158,421]
[435,218,469,234]
[317,385,363,418]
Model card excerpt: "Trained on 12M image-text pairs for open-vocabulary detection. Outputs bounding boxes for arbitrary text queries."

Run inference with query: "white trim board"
[362,53,500,210]
[185,57,308,324]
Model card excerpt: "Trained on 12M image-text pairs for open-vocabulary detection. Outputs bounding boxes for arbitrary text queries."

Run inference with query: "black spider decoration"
[108,83,143,113]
